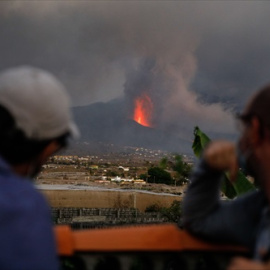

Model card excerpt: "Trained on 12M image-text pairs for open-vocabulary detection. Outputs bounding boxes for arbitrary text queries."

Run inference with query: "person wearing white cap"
[0,66,79,270]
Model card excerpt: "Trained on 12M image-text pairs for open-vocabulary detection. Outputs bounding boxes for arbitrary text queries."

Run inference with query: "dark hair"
[0,105,68,165]
[240,85,270,138]
[247,85,270,127]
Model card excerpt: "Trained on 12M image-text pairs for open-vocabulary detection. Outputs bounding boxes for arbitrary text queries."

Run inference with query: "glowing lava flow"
[133,93,153,127]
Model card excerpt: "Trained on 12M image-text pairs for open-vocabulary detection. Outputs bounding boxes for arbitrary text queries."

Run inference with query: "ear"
[38,140,60,165]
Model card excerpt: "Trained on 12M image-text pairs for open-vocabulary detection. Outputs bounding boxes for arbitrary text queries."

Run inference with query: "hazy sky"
[1,1,270,139]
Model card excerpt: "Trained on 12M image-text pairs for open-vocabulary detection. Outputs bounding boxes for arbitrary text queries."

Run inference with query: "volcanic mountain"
[68,99,193,155]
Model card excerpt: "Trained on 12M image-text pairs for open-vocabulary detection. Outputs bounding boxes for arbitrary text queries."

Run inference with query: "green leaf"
[192,126,256,199]
[220,176,237,199]
[192,126,211,158]
[231,171,256,195]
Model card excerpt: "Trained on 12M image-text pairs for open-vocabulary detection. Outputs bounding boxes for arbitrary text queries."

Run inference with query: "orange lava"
[133,93,153,127]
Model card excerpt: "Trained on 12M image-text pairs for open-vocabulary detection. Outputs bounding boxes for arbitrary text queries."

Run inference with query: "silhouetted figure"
[0,66,78,270]
[183,85,270,269]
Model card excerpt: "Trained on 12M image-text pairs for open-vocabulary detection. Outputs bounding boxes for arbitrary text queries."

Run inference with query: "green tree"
[172,154,193,185]
[139,173,147,181]
[147,167,173,185]
[159,157,168,170]
[106,171,117,177]
[161,200,181,223]
[145,203,162,213]
[145,201,182,223]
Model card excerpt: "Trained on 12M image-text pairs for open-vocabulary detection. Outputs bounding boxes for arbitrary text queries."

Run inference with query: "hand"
[227,257,270,270]
[203,140,238,182]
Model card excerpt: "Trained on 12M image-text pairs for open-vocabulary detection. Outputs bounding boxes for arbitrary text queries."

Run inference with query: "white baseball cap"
[0,66,79,140]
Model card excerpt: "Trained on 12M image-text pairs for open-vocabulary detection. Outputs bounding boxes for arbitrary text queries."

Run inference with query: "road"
[36,184,182,197]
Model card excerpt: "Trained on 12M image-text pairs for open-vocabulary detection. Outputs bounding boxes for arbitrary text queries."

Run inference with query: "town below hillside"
[36,146,195,195]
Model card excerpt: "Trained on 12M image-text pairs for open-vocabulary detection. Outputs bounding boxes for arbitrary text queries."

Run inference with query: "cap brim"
[69,122,80,139]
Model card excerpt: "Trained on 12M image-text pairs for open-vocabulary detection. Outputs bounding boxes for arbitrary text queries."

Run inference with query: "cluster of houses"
[42,155,148,185]
[110,176,146,185]
[48,155,92,164]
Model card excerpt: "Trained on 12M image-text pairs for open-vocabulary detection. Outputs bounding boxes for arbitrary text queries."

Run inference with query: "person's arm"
[227,257,270,270]
[182,158,223,229]
[183,141,262,246]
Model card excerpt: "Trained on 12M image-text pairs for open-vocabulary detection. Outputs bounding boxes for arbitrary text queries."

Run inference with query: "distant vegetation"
[139,154,192,186]
[145,200,182,224]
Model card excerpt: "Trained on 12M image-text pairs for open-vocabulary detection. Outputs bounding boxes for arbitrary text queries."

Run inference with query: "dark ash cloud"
[1,1,270,143]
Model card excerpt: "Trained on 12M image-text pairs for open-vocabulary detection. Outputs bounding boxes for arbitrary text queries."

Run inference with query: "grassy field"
[41,189,182,211]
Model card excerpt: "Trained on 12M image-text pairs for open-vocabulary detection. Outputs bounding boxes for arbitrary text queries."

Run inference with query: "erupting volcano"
[133,93,153,127]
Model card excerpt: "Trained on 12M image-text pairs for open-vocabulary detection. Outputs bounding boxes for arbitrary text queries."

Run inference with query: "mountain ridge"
[65,100,193,155]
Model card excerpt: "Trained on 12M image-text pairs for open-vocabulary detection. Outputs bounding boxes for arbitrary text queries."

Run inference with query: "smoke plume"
[1,1,270,143]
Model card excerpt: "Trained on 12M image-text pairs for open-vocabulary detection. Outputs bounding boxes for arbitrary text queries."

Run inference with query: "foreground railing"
[55,224,250,270]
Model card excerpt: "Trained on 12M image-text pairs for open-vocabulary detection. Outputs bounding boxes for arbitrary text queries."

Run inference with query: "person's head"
[237,84,270,180]
[0,66,79,177]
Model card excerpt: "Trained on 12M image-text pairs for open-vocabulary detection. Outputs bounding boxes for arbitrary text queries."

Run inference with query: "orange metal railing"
[54,224,248,256]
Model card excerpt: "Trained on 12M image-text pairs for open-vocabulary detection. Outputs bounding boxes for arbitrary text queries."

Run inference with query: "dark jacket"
[183,160,268,261]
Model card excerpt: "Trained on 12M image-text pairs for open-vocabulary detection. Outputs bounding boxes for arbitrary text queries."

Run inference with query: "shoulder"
[0,174,58,269]
[0,172,51,221]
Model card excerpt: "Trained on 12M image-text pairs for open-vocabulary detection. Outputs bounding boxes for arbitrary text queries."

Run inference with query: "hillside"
[67,100,193,155]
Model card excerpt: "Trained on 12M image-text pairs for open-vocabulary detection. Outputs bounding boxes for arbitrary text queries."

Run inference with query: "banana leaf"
[192,126,255,199]
[192,126,211,158]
